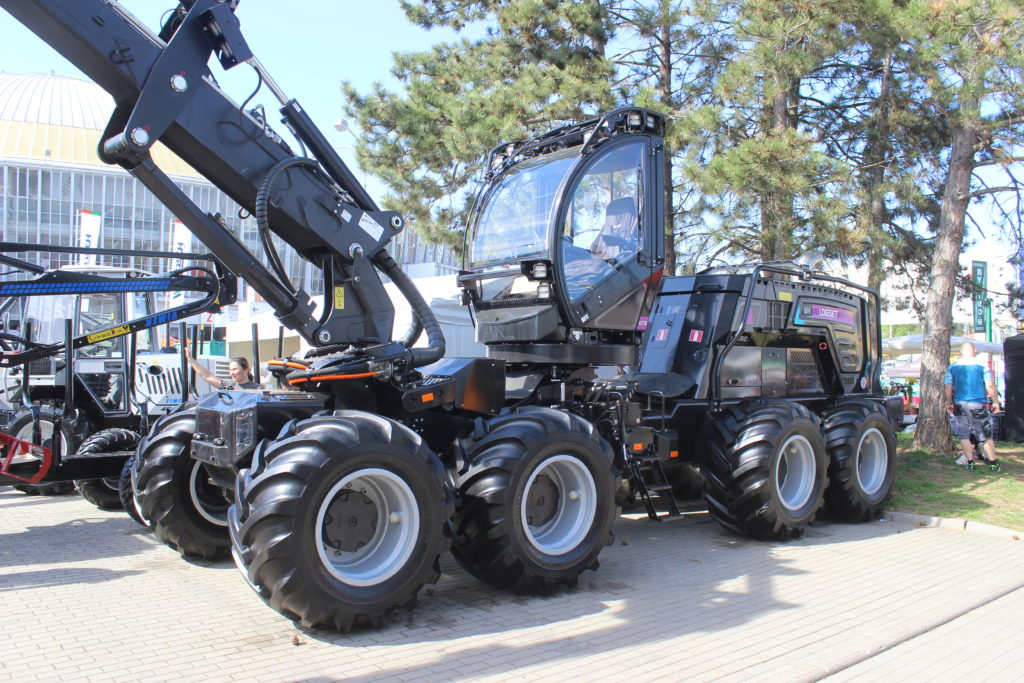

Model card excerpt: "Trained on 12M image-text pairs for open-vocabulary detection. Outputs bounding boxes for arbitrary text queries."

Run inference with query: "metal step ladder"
[627,454,681,520]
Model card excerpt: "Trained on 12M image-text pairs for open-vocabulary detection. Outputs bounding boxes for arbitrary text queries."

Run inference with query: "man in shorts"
[944,342,1001,472]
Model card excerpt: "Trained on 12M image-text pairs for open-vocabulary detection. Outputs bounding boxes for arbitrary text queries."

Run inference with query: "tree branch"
[963,185,1020,200]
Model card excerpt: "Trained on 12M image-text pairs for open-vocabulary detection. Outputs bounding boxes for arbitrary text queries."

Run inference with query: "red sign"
[689,329,704,343]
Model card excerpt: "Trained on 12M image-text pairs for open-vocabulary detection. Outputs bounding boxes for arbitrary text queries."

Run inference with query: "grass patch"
[888,431,1024,532]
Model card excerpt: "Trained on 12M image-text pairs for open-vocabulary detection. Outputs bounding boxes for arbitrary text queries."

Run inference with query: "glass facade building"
[0,72,458,304]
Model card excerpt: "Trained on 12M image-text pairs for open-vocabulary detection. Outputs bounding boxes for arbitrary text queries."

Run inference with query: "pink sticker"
[688,329,704,343]
[655,329,669,342]
[637,316,649,331]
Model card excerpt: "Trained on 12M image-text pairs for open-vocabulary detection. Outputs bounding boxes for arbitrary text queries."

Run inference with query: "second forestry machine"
[3,0,901,632]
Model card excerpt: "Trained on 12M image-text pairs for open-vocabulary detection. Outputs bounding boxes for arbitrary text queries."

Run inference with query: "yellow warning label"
[777,292,793,302]
[87,325,131,344]
[334,286,345,310]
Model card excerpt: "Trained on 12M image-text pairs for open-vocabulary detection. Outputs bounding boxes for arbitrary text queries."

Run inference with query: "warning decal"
[688,329,704,343]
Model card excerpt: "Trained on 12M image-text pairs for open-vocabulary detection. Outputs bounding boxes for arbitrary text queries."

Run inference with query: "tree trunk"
[864,53,892,293]
[913,105,979,452]
[759,89,793,261]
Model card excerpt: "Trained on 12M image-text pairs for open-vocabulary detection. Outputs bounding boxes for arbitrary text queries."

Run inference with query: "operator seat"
[562,196,639,301]
[590,197,638,261]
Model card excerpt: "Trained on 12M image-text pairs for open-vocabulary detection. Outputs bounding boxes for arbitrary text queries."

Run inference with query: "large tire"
[702,401,828,540]
[822,400,896,522]
[74,429,140,510]
[5,407,77,496]
[134,409,231,559]
[119,453,148,527]
[451,406,618,594]
[230,411,453,632]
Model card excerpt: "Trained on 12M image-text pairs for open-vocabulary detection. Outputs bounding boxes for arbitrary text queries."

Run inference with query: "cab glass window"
[560,142,644,301]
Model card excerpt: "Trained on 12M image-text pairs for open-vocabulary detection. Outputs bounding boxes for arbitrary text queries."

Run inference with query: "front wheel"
[702,401,828,540]
[451,406,618,593]
[5,406,77,496]
[74,429,140,510]
[230,411,453,632]
[134,410,231,559]
[822,401,896,521]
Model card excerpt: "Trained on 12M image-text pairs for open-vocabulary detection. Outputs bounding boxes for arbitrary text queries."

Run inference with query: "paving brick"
[4,487,1024,681]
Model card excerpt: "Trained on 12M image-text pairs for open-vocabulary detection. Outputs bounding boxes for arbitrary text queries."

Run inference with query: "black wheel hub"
[323,488,378,552]
[192,465,231,513]
[525,473,559,527]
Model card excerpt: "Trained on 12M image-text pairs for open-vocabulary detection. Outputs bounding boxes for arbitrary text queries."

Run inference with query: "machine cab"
[461,108,666,365]
[12,266,162,415]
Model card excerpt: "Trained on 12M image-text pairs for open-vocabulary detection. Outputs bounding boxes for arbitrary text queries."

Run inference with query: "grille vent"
[787,349,822,394]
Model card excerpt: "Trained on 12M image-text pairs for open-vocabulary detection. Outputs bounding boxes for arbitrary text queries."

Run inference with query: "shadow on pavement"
[0,515,153,566]
[293,511,908,681]
[0,567,144,591]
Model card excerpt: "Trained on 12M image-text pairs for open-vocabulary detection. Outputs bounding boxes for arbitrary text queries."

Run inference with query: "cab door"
[556,137,662,330]
[75,292,129,414]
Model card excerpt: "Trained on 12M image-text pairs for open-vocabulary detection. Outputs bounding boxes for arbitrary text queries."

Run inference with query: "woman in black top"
[184,347,260,390]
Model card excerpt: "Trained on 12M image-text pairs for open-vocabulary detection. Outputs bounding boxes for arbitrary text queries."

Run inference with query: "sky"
[0,0,465,196]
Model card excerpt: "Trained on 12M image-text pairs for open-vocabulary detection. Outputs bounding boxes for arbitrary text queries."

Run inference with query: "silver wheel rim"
[12,418,69,462]
[315,468,420,587]
[774,435,817,511]
[856,427,888,496]
[188,460,229,527]
[520,454,597,555]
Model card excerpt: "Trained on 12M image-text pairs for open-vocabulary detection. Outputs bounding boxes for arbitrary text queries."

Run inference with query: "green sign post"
[972,261,987,333]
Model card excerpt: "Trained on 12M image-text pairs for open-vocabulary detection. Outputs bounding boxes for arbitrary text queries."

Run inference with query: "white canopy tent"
[882,334,1003,357]
[223,274,483,358]
[881,361,922,379]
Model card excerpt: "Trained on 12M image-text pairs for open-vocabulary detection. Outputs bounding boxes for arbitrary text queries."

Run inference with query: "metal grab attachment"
[0,430,53,484]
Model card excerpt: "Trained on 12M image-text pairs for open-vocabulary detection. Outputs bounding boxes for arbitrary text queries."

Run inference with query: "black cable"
[238,69,265,140]
[255,157,324,296]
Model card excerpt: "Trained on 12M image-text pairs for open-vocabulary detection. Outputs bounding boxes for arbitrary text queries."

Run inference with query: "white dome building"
[0,72,458,288]
[0,72,314,290]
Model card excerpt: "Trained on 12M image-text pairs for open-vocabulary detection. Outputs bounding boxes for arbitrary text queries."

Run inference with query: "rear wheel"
[230,411,452,632]
[74,429,140,510]
[451,406,618,593]
[702,401,827,540]
[822,400,896,521]
[6,407,77,496]
[134,410,231,559]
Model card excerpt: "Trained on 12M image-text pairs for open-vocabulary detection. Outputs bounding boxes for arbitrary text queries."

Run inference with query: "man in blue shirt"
[944,342,1001,471]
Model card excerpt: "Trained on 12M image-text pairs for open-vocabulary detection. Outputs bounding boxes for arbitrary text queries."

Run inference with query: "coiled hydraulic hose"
[374,250,444,367]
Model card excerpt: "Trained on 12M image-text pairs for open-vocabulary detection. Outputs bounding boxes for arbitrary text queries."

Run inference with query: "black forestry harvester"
[3,0,902,632]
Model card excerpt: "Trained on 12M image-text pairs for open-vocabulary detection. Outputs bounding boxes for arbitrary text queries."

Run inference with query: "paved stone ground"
[2,486,1023,682]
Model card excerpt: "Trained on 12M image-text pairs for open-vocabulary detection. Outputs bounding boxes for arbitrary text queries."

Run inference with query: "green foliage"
[344,1,614,247]
[343,0,1023,283]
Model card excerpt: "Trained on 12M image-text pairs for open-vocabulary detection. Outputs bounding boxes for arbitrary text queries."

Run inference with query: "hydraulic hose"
[400,310,424,349]
[255,157,324,297]
[374,251,444,367]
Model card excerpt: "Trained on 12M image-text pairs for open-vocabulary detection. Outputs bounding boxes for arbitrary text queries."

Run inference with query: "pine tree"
[342,1,615,248]
[908,0,1024,452]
